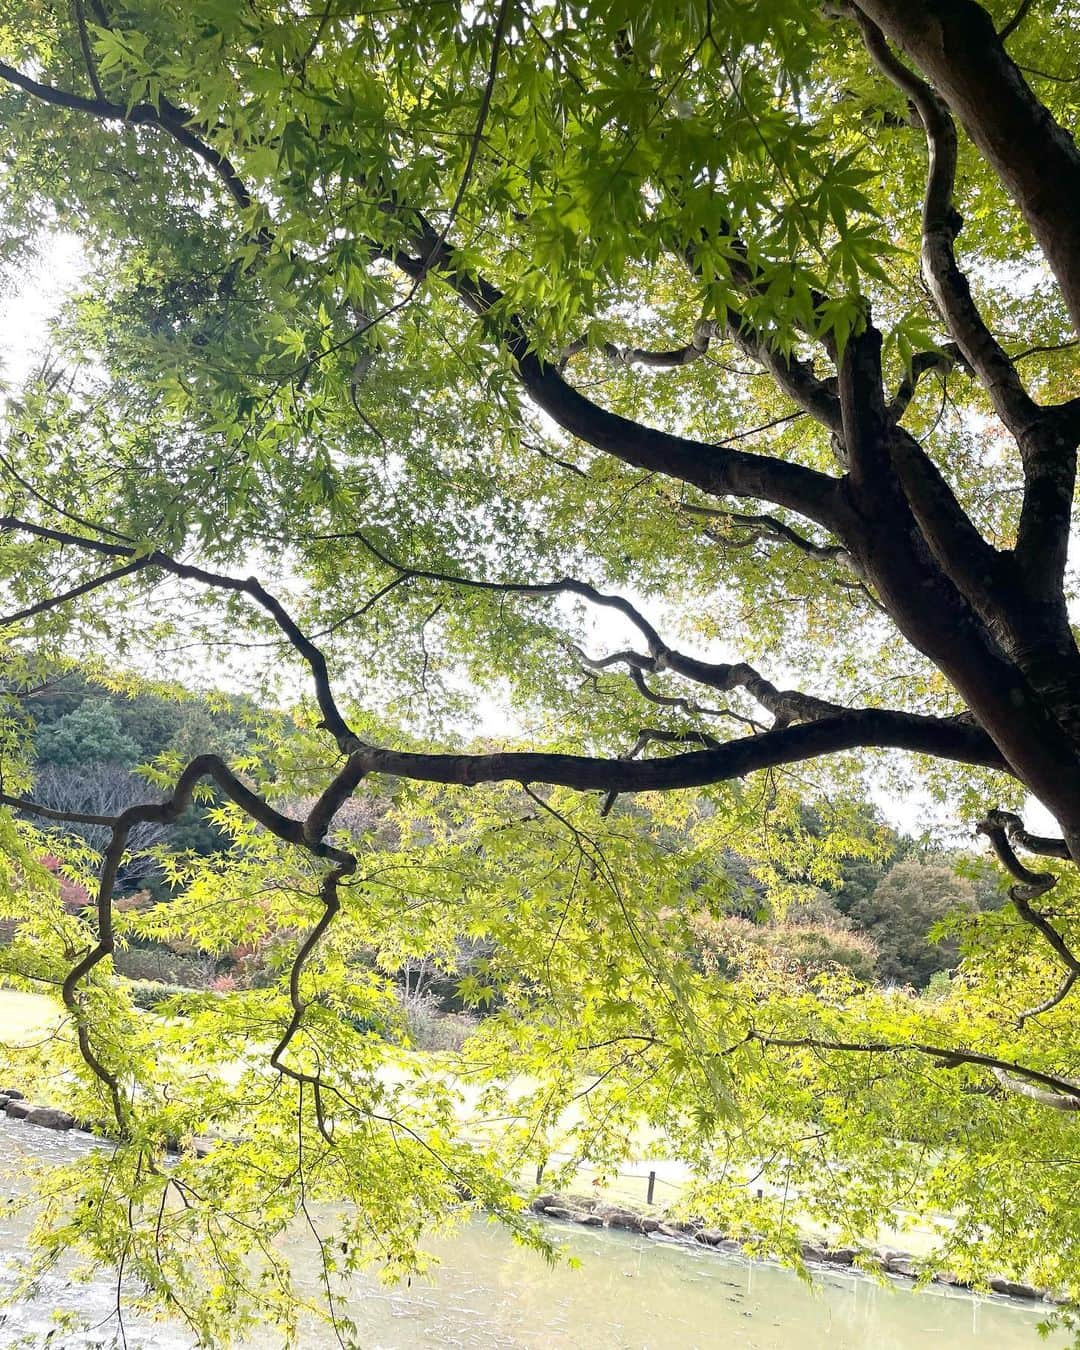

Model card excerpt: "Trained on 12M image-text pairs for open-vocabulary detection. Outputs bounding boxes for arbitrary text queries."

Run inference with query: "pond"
[0,1118,1066,1348]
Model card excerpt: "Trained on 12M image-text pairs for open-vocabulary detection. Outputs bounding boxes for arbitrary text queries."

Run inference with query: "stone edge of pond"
[528,1192,1064,1309]
[0,1088,1064,1312]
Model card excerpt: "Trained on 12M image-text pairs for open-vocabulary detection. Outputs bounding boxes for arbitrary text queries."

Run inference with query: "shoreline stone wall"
[0,1087,1056,1309]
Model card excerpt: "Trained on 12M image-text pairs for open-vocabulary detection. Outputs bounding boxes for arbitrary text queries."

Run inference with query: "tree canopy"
[0,0,1079,1342]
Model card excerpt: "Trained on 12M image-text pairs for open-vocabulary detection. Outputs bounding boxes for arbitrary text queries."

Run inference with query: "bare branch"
[853,24,1080,613]
[853,0,1080,331]
[854,1,1080,609]
[1012,970,1077,1028]
[73,0,105,101]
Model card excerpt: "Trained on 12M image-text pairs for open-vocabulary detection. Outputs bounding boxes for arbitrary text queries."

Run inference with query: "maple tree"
[0,0,1078,1341]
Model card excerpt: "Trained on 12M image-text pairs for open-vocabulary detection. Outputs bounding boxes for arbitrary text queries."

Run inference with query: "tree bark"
[855,0,1080,331]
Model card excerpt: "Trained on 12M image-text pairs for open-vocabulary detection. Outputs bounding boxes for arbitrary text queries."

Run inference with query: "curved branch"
[6,44,846,536]
[978,809,1080,1023]
[0,60,254,213]
[977,808,1070,860]
[352,528,667,654]
[560,319,718,370]
[990,1069,1080,1111]
[750,1030,1080,1107]
[854,10,1039,439]
[30,749,359,1129]
[854,0,1080,332]
[0,792,123,827]
[678,503,850,563]
[999,0,1034,41]
[1012,970,1077,1028]
[351,531,876,728]
[387,237,850,535]
[54,754,307,1125]
[887,344,966,422]
[854,3,1080,608]
[0,516,358,753]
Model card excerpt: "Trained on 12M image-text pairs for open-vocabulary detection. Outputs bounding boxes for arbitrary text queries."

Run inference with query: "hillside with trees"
[9,677,996,1000]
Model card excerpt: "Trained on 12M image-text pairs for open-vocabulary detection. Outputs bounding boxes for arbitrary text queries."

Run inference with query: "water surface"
[0,1118,1065,1348]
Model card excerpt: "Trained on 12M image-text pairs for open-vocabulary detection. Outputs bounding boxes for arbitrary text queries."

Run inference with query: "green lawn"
[0,987,62,1040]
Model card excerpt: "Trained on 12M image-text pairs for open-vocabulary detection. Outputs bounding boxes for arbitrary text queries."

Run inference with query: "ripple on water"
[0,1119,1069,1349]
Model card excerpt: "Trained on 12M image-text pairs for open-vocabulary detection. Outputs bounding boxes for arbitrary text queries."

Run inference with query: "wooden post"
[536,1163,544,1185]
[647,1170,656,1205]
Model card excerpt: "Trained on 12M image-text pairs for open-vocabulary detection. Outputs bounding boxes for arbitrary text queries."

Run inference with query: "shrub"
[127,981,193,1012]
[113,943,214,987]
[399,992,477,1051]
[690,912,879,987]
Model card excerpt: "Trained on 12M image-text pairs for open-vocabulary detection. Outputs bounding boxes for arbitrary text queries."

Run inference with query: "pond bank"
[0,1076,1061,1315]
[0,1110,1068,1348]
[528,1190,1052,1303]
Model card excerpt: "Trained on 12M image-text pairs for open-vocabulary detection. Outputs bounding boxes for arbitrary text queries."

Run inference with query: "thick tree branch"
[854,10,1039,440]
[344,711,1009,790]
[4,47,851,542]
[387,236,850,534]
[990,1069,1080,1111]
[834,323,1080,838]
[2,518,1004,791]
[854,0,1080,332]
[1,518,1007,794]
[853,6,1079,607]
[886,424,1013,609]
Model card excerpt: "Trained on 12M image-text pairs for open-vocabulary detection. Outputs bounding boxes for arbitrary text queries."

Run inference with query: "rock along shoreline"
[0,1086,1058,1309]
[528,1190,1058,1307]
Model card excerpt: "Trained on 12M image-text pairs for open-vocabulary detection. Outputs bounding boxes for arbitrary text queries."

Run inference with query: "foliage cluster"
[0,0,1077,1344]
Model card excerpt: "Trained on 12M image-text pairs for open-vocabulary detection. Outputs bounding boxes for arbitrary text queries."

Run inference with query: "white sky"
[0,232,84,385]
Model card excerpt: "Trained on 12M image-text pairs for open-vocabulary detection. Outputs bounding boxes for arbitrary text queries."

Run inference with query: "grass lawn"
[0,987,62,1040]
